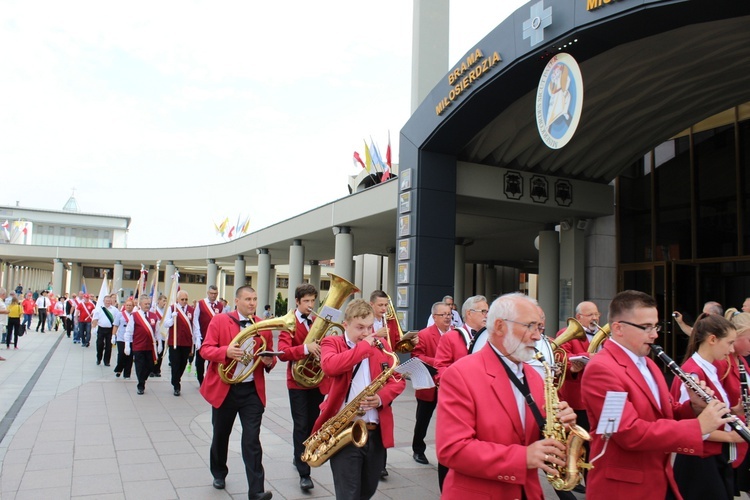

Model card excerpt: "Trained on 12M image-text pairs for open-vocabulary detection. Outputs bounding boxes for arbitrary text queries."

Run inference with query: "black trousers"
[36,309,47,331]
[195,348,207,385]
[6,318,21,348]
[133,350,155,391]
[412,397,437,454]
[674,446,734,500]
[289,387,325,477]
[96,327,113,364]
[114,341,133,377]
[210,381,266,495]
[63,317,73,337]
[330,426,385,500]
[169,345,191,390]
[151,344,164,375]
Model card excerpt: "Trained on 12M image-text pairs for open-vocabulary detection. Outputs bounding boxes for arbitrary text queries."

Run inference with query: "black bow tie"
[239,319,253,328]
[301,314,313,326]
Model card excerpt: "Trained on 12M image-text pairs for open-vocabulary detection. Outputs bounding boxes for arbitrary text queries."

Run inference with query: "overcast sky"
[0,0,527,248]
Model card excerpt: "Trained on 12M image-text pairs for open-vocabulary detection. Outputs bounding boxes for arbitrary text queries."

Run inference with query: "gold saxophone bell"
[218,309,297,384]
[291,273,360,388]
[550,317,588,389]
[384,293,417,353]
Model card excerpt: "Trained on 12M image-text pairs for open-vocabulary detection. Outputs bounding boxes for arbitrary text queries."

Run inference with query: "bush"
[274,292,287,317]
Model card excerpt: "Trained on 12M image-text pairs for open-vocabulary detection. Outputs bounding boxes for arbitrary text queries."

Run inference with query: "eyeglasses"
[469,309,489,315]
[503,319,544,333]
[580,312,601,317]
[618,320,662,334]
[433,313,452,318]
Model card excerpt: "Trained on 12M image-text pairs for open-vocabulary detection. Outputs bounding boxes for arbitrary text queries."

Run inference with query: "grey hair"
[207,285,219,292]
[431,301,449,314]
[486,293,538,335]
[442,295,454,302]
[704,301,723,316]
[461,295,487,318]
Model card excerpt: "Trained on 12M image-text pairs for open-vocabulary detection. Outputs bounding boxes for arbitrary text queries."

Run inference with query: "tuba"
[301,342,399,467]
[291,273,360,388]
[218,310,297,384]
[550,317,587,389]
[587,322,610,354]
[385,293,418,353]
[535,350,592,491]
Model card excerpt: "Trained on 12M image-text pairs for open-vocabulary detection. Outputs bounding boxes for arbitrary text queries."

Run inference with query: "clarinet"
[737,356,750,423]
[650,345,750,444]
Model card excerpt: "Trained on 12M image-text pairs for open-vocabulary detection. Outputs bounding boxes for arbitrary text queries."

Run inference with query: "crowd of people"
[7,278,750,500]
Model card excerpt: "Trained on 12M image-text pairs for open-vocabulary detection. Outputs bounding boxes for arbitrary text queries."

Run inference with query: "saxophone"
[535,350,592,491]
[301,341,400,467]
[738,356,750,423]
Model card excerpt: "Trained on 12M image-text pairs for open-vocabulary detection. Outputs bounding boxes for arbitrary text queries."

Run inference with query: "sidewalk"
[0,329,579,499]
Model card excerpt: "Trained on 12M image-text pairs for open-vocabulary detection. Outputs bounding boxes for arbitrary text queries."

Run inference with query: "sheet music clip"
[591,391,627,465]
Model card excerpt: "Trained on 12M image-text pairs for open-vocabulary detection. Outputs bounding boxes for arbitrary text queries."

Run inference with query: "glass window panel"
[695,125,737,258]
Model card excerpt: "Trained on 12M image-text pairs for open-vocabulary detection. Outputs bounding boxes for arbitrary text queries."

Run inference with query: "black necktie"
[470,329,477,338]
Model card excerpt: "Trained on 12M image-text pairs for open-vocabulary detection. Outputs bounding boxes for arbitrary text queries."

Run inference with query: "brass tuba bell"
[218,310,297,384]
[587,322,610,354]
[550,317,588,389]
[384,293,417,353]
[291,273,360,388]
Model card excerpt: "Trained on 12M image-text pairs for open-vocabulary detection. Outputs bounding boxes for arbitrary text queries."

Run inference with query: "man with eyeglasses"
[411,301,452,465]
[581,290,733,500]
[426,295,463,329]
[434,295,488,490]
[437,292,578,499]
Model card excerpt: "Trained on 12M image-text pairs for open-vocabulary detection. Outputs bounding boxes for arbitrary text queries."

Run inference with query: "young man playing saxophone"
[312,299,405,499]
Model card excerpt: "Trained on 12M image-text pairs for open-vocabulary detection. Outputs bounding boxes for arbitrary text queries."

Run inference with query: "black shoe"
[413,452,429,464]
[104,363,110,367]
[116,372,121,377]
[248,492,272,500]
[300,476,314,491]
[154,373,161,377]
[149,373,155,378]
[136,388,144,395]
[96,360,101,365]
[212,478,225,490]
[380,468,388,479]
[173,389,180,397]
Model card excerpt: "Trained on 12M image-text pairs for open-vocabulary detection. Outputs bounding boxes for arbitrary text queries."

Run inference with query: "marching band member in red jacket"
[199,285,275,500]
[313,299,405,500]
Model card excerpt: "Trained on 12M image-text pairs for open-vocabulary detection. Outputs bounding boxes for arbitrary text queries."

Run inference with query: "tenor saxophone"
[535,350,592,491]
[301,342,399,467]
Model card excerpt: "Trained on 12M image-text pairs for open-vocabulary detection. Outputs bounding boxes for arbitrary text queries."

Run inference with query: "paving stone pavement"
[0,327,582,499]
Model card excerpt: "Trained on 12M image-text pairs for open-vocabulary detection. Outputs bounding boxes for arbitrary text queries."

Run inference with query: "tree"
[274,292,287,318]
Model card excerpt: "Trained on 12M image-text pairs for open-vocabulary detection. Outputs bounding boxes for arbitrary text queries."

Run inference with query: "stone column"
[113,261,124,298]
[386,249,396,298]
[538,230,560,330]
[53,259,64,296]
[269,266,277,310]
[454,242,466,308]
[288,240,305,309]
[484,264,496,300]
[234,256,246,297]
[165,262,176,298]
[309,260,321,308]
[256,249,271,314]
[70,263,82,294]
[559,219,585,323]
[207,259,218,289]
[353,255,365,300]
[333,226,353,282]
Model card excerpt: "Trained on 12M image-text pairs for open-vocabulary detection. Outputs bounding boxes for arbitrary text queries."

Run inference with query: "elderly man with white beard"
[436,292,577,500]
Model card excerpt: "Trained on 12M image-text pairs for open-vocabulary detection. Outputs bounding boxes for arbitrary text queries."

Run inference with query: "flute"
[650,345,750,444]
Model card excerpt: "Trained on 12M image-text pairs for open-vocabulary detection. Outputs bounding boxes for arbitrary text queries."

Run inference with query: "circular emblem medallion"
[535,53,584,149]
